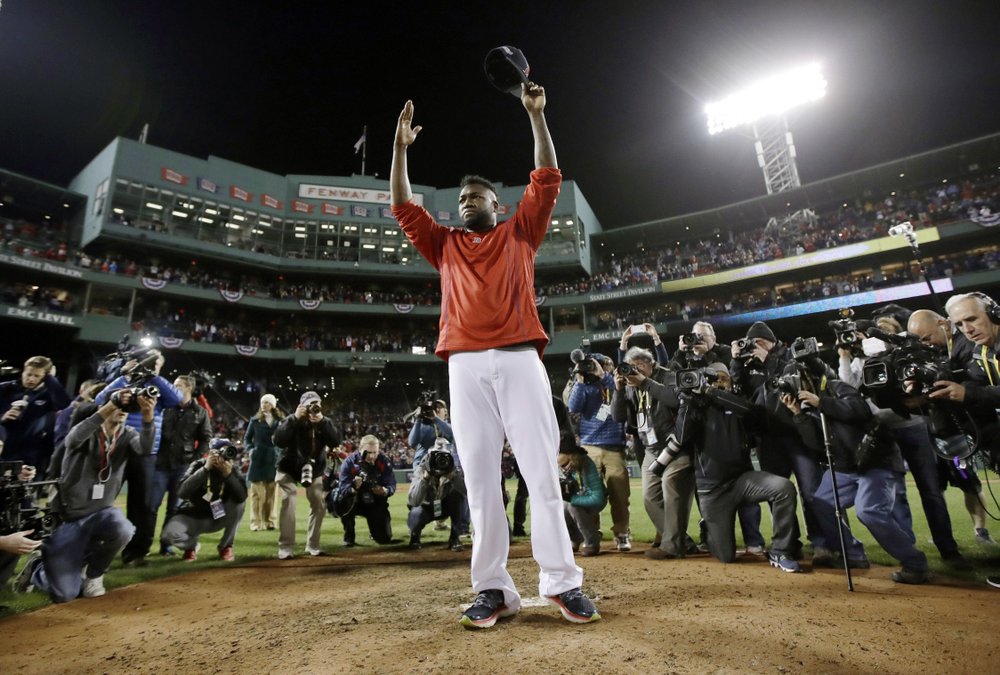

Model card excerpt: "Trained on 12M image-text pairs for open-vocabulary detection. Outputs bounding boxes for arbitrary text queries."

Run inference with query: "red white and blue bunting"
[393,303,414,314]
[298,299,322,311]
[140,277,168,291]
[235,345,259,357]
[219,288,244,303]
[158,336,185,349]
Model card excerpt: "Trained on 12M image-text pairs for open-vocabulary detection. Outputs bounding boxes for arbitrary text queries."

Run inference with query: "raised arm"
[522,82,557,170]
[390,100,423,205]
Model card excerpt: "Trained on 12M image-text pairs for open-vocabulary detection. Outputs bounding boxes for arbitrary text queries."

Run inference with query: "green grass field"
[3,475,1000,615]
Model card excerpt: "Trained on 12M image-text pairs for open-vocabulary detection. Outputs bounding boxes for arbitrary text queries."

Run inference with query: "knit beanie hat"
[746,321,777,343]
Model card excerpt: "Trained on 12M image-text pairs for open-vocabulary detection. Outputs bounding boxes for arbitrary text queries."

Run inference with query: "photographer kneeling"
[273,391,342,559]
[779,357,930,583]
[676,362,801,572]
[12,388,155,602]
[610,345,694,559]
[557,444,607,556]
[407,436,467,551]
[331,435,396,546]
[159,439,247,561]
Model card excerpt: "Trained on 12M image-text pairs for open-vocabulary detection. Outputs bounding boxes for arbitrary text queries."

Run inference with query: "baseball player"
[390,81,600,628]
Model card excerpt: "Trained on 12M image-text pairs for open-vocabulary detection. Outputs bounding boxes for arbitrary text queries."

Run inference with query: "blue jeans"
[813,468,929,571]
[149,466,187,549]
[122,454,155,561]
[892,424,959,557]
[32,507,134,603]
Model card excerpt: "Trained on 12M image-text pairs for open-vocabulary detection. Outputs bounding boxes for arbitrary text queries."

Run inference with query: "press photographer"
[152,375,212,556]
[610,344,693,559]
[673,362,800,572]
[557,444,607,556]
[331,435,396,546]
[839,307,970,567]
[272,391,342,559]
[670,321,730,370]
[159,439,247,562]
[94,343,183,567]
[777,349,930,583]
[407,436,467,551]
[0,461,45,585]
[567,347,631,552]
[408,395,467,550]
[0,355,71,479]
[12,388,155,602]
[730,322,827,561]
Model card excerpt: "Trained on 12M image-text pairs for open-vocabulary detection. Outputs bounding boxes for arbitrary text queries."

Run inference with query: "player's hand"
[138,392,156,420]
[18,465,36,482]
[521,82,546,114]
[295,405,308,420]
[395,100,423,147]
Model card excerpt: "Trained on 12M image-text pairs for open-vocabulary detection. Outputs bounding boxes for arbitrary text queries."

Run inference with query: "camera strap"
[97,426,122,484]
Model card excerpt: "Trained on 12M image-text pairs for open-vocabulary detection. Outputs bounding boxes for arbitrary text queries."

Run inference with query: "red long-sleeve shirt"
[392,167,561,360]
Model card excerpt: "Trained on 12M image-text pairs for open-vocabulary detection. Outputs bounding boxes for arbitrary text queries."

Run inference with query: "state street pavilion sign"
[297,184,424,207]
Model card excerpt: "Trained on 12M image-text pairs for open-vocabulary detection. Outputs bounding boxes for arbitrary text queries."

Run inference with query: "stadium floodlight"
[706,62,826,199]
[705,62,827,135]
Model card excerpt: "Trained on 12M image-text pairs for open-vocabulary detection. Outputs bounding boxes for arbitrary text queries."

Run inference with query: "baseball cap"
[299,391,321,406]
[484,45,530,97]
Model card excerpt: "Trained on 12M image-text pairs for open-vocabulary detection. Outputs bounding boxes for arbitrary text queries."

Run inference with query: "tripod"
[818,410,854,591]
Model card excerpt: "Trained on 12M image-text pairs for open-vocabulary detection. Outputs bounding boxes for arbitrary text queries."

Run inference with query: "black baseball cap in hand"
[484,45,531,96]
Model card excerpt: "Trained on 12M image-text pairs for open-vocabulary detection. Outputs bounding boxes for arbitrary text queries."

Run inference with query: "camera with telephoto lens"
[616,361,636,377]
[300,461,314,487]
[680,332,705,350]
[426,438,455,477]
[734,337,757,360]
[213,443,239,462]
[0,461,60,539]
[650,435,683,477]
[356,463,380,504]
[110,385,160,413]
[767,372,803,397]
[677,367,718,393]
[306,401,322,416]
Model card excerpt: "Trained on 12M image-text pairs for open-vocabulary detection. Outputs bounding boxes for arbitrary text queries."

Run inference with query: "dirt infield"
[2,541,997,674]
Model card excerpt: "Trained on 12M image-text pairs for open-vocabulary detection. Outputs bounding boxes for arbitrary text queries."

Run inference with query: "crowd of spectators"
[133,310,437,354]
[590,247,1000,331]
[0,281,75,313]
[537,174,1000,297]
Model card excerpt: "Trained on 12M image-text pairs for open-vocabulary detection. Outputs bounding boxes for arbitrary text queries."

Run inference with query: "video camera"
[829,308,859,349]
[97,336,162,385]
[570,339,600,383]
[0,462,60,540]
[860,328,952,395]
[110,385,160,413]
[188,369,216,398]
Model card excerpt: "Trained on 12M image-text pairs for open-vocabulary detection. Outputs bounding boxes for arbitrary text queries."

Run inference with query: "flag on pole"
[354,129,366,154]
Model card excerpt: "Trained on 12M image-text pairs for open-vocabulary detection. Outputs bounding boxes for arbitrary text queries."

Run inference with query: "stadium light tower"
[706,62,827,195]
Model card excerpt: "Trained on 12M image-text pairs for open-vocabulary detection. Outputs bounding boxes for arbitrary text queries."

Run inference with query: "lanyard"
[981,345,999,386]
[98,426,122,484]
[636,388,650,413]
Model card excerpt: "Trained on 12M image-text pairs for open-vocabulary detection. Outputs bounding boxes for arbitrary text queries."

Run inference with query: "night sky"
[2,0,999,229]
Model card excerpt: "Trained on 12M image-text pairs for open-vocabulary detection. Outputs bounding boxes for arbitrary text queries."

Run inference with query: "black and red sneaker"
[547,587,601,624]
[459,589,517,629]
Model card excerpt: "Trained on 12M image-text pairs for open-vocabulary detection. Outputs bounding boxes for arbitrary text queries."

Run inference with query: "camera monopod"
[818,411,854,591]
[888,221,946,316]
